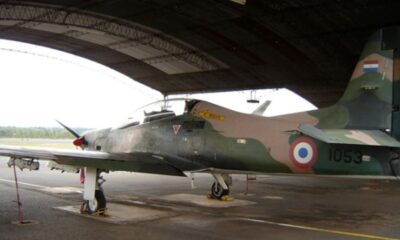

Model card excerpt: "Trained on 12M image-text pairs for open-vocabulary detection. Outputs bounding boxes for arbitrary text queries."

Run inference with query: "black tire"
[84,190,107,213]
[211,182,230,199]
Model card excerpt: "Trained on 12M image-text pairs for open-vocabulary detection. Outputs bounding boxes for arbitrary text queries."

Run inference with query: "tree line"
[0,126,91,139]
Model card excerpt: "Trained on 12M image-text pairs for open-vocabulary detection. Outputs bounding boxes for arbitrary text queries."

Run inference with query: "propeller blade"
[55,120,80,138]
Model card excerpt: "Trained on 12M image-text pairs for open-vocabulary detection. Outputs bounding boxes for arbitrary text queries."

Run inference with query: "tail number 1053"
[329,148,362,164]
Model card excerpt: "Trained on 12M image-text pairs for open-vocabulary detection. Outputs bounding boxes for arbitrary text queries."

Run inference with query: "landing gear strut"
[80,190,106,214]
[80,168,107,215]
[209,173,232,200]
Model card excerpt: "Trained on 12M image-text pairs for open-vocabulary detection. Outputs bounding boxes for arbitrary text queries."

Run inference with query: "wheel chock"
[221,195,234,201]
[91,208,107,217]
[206,194,234,201]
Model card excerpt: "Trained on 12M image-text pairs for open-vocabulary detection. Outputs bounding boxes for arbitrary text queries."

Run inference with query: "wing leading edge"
[0,145,185,176]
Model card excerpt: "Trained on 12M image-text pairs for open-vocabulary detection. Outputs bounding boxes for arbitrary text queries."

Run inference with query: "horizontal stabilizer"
[298,124,400,147]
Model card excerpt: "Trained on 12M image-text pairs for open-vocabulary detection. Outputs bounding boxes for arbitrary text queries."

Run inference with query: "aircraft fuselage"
[81,100,396,178]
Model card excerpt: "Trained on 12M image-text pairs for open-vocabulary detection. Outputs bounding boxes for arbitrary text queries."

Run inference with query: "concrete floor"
[1,158,400,240]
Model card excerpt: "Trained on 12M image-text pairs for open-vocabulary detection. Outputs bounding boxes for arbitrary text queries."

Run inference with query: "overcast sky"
[0,39,316,128]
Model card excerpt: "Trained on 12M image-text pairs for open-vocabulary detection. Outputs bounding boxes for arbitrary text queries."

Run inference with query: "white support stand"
[83,167,97,201]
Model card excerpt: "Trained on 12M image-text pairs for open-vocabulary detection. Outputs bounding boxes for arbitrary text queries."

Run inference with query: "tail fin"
[317,27,400,133]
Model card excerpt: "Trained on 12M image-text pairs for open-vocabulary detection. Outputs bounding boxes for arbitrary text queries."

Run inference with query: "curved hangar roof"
[0,1,398,106]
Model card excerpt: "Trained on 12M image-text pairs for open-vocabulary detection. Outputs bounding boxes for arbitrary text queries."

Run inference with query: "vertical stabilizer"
[323,28,398,131]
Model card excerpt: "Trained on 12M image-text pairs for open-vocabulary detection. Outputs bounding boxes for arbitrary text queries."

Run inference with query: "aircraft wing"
[0,145,185,176]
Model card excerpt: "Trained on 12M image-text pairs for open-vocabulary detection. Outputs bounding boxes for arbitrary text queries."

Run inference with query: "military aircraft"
[1,26,400,214]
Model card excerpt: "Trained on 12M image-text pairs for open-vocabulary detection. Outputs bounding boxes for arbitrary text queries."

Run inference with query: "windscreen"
[112,98,188,129]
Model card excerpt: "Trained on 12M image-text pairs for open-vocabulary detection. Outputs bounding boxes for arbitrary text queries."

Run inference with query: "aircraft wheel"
[81,190,107,214]
[211,182,229,199]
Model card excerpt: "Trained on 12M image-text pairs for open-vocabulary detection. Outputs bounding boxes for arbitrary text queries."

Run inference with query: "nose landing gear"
[80,189,106,215]
[80,168,107,215]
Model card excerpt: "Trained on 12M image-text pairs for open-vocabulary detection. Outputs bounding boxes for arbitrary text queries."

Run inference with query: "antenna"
[247,90,260,103]
[161,95,169,110]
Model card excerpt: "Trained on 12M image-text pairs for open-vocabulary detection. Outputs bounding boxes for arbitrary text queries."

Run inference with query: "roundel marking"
[289,137,318,169]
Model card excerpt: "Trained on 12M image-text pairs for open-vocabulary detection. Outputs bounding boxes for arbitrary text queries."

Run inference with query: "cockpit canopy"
[113,98,191,130]
[143,110,175,123]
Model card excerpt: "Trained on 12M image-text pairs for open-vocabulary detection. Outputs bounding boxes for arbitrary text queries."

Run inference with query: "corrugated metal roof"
[0,0,399,106]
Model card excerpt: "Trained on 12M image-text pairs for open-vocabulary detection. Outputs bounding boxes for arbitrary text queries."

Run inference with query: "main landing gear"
[209,173,233,201]
[80,168,107,215]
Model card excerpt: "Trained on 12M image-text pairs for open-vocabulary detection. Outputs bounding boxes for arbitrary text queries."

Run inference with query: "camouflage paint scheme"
[1,27,400,180]
[60,27,399,179]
